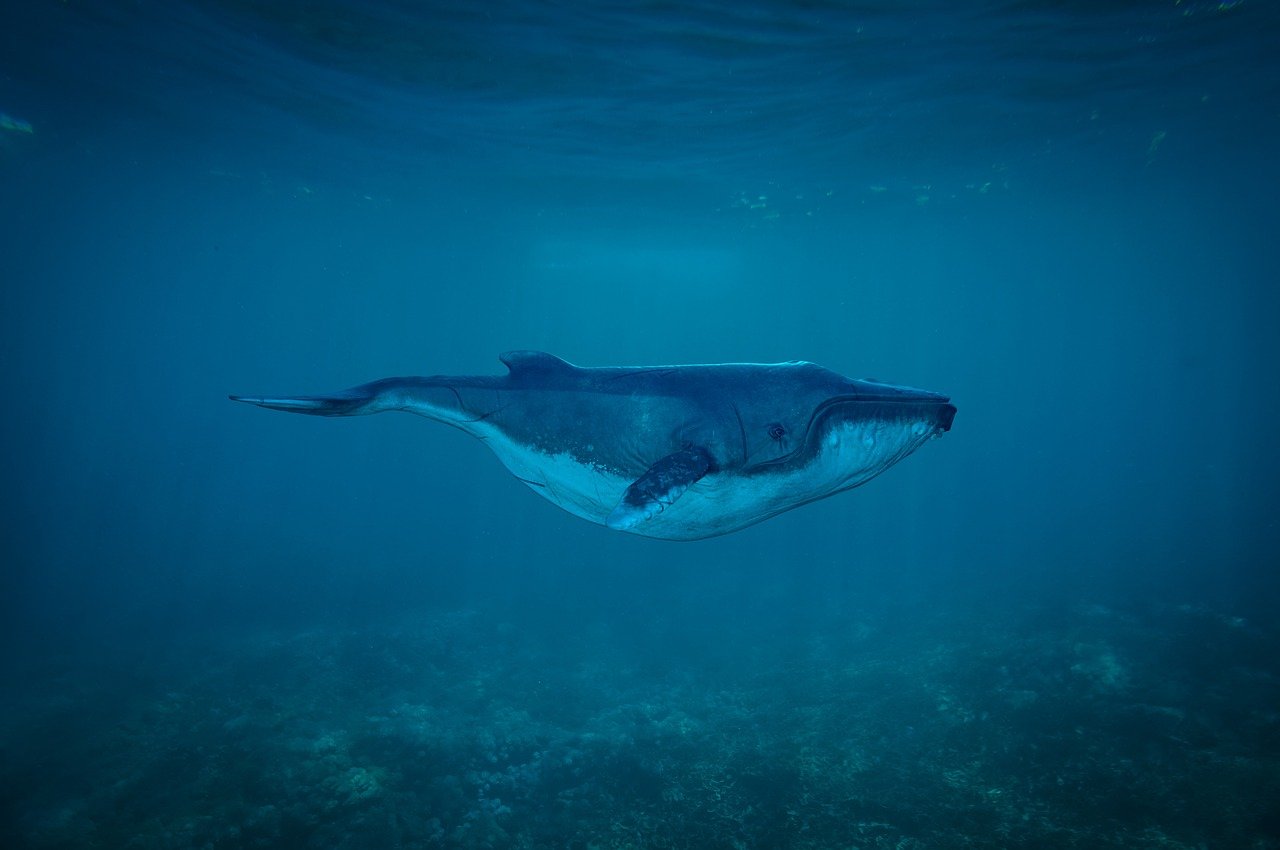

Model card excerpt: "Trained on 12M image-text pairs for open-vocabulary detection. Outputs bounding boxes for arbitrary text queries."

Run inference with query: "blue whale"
[230,351,955,541]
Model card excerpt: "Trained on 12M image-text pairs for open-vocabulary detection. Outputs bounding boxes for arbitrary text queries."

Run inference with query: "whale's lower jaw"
[477,414,944,542]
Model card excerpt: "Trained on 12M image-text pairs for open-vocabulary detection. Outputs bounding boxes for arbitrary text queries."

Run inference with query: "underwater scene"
[1,1,1278,848]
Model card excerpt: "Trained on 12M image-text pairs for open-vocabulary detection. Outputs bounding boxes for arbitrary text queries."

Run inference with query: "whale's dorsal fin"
[606,446,714,531]
[499,350,576,376]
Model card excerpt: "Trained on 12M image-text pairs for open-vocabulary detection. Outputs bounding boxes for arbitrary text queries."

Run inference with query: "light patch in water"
[532,238,743,297]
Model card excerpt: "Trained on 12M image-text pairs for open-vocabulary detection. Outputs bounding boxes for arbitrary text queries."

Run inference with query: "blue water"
[2,1,1278,847]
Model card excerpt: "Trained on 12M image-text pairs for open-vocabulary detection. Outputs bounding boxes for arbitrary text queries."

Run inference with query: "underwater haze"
[2,1,1279,847]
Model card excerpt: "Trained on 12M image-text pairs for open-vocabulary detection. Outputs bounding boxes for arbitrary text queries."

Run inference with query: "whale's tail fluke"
[229,378,421,417]
[228,392,370,416]
[230,376,499,426]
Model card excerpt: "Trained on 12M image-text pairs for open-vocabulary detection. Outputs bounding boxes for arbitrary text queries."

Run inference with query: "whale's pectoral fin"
[606,446,714,531]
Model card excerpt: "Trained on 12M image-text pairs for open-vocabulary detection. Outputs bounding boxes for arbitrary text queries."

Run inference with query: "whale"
[230,351,956,541]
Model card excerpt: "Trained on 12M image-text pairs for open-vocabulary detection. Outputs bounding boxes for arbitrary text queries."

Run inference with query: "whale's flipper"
[607,446,714,531]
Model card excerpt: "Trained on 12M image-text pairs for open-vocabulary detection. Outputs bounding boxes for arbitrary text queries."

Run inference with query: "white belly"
[477,427,631,526]
[474,415,938,541]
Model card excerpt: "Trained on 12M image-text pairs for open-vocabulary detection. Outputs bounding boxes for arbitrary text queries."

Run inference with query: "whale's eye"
[767,423,786,441]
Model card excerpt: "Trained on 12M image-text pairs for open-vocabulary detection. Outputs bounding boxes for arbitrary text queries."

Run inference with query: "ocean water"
[2,1,1279,847]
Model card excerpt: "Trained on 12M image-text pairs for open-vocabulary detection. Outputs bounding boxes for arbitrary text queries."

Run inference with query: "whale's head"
[736,362,955,501]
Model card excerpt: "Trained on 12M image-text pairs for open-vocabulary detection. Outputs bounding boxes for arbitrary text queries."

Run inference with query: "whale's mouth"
[747,390,955,473]
[842,380,956,433]
[936,402,957,432]
[809,388,955,434]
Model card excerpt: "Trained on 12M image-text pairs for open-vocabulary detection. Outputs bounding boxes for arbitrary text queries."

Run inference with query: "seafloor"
[2,602,1276,849]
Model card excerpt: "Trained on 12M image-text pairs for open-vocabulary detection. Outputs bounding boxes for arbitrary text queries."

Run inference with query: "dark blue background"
[1,2,1277,846]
